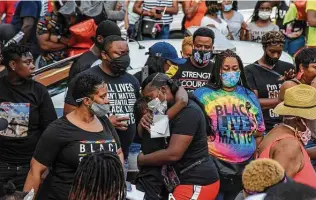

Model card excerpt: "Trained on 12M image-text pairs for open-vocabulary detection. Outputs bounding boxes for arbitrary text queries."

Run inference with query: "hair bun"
[3,181,16,195]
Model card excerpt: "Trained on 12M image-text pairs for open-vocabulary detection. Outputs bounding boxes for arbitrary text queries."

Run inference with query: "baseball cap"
[58,0,77,16]
[146,42,186,65]
[91,20,121,43]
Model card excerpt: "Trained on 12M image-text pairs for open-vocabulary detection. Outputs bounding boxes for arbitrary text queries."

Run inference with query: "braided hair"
[261,31,285,48]
[69,151,126,200]
[209,49,250,91]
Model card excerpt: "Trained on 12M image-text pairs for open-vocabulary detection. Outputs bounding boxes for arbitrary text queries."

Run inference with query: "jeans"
[284,35,305,56]
[143,24,170,40]
[127,24,135,39]
[0,161,30,191]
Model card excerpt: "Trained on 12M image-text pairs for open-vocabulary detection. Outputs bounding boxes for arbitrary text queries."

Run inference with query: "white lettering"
[80,144,85,153]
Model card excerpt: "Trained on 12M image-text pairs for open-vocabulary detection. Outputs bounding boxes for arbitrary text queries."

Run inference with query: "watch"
[57,35,61,43]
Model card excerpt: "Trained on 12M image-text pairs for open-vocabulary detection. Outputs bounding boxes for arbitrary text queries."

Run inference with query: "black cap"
[91,20,121,42]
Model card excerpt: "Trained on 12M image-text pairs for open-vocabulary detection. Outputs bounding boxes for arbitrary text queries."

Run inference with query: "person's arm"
[138,134,193,166]
[271,138,303,178]
[124,0,130,30]
[138,107,199,166]
[21,17,35,43]
[39,85,58,131]
[37,33,68,51]
[166,86,188,119]
[156,0,178,15]
[183,0,199,20]
[307,147,316,160]
[258,96,280,109]
[104,1,126,21]
[133,0,155,17]
[306,1,316,27]
[24,158,48,194]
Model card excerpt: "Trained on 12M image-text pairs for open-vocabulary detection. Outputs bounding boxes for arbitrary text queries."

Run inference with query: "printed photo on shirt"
[0,102,30,137]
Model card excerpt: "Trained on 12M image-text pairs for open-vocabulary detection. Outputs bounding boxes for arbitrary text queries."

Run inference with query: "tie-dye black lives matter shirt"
[33,116,121,200]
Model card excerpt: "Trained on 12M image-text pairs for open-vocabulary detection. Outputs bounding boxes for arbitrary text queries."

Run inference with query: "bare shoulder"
[272,136,302,157]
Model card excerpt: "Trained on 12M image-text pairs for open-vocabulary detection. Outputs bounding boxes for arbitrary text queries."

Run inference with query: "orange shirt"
[184,1,207,29]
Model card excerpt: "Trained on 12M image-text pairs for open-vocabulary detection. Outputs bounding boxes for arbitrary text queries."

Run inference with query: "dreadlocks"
[261,31,285,48]
[209,49,250,91]
[1,44,32,69]
[69,151,126,200]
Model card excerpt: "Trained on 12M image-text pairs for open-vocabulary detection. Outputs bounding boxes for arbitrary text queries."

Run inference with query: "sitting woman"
[138,73,220,200]
[194,50,265,200]
[24,74,123,200]
[181,36,193,59]
[256,84,316,189]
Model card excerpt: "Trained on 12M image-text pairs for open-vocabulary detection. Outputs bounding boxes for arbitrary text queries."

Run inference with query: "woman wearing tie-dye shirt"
[194,50,265,200]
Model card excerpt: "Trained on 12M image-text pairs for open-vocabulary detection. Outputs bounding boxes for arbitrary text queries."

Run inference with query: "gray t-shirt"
[248,22,279,43]
[223,11,244,41]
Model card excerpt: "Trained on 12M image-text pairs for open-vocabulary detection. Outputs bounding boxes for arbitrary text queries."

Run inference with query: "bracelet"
[57,35,61,43]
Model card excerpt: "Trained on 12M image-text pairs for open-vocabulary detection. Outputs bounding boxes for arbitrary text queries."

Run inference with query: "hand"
[282,69,296,81]
[140,112,153,132]
[175,86,188,106]
[137,152,145,169]
[150,8,162,19]
[59,36,70,45]
[108,115,129,131]
[115,2,122,11]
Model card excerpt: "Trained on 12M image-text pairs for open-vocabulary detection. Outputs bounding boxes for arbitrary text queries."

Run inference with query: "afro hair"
[242,158,285,194]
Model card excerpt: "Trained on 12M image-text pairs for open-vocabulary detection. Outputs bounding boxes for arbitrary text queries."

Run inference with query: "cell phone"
[142,65,149,83]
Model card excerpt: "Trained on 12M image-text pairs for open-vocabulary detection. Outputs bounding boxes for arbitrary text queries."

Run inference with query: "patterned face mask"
[221,71,241,88]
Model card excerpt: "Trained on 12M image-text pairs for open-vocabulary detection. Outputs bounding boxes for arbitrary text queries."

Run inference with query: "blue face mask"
[221,71,240,88]
[223,4,233,12]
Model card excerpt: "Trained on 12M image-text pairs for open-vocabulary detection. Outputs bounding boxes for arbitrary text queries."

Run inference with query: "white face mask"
[147,92,167,115]
[258,11,271,20]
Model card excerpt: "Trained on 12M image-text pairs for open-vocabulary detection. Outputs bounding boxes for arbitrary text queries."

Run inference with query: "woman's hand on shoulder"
[140,112,153,132]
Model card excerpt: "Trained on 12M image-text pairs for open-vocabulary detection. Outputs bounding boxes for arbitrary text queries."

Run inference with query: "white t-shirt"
[201,16,229,36]
[247,22,280,43]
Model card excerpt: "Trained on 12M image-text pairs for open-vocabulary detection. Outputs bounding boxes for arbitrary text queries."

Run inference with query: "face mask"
[147,91,167,115]
[192,49,212,66]
[221,71,240,88]
[107,54,131,75]
[223,4,233,12]
[258,11,271,20]
[217,10,222,16]
[297,119,312,145]
[264,54,279,67]
[90,102,111,117]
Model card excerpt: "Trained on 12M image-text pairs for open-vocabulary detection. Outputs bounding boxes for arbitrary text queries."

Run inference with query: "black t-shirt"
[244,61,295,131]
[65,65,140,158]
[67,50,99,84]
[275,1,289,30]
[169,100,218,185]
[0,68,7,77]
[169,59,213,92]
[34,116,121,200]
[0,77,57,164]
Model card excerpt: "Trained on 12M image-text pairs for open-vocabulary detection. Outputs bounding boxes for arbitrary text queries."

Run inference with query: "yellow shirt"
[306,0,316,46]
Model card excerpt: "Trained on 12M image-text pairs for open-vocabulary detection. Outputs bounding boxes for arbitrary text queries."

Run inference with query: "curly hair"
[242,158,285,195]
[182,36,193,50]
[261,31,285,48]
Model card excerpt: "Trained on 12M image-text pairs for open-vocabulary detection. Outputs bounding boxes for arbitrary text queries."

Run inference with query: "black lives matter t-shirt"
[67,50,99,84]
[244,61,295,131]
[65,65,140,158]
[34,116,121,200]
[169,100,218,185]
[167,59,213,92]
[0,77,57,164]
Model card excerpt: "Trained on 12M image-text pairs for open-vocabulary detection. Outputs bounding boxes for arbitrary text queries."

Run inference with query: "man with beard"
[64,35,140,161]
[244,31,295,132]
[67,20,122,84]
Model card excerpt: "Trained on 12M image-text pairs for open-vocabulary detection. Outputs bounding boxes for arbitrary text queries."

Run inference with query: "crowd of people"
[0,0,316,200]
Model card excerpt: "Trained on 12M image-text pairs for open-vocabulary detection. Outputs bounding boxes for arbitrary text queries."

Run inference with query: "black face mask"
[107,54,131,75]
[192,49,212,66]
[264,54,279,67]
